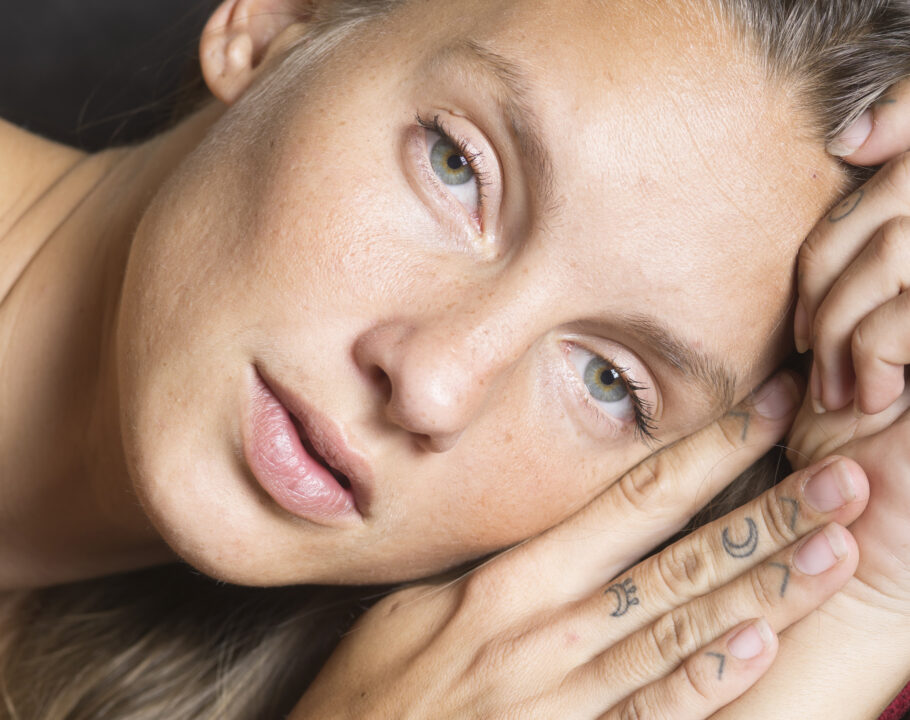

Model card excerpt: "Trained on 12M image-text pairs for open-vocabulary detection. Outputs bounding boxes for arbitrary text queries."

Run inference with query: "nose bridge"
[365,271,550,449]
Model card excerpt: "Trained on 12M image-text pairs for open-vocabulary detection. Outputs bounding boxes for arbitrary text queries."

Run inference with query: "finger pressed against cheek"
[543,457,866,657]
[480,372,801,615]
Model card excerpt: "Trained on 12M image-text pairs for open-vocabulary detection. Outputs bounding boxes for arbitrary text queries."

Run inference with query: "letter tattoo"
[829,189,865,223]
[605,578,640,617]
[722,518,759,558]
[780,498,799,532]
[707,652,726,680]
[769,562,791,597]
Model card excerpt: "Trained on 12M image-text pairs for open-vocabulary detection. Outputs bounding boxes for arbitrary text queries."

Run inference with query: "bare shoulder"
[0,118,85,239]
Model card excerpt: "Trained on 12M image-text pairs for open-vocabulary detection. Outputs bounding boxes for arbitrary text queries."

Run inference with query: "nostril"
[366,363,392,402]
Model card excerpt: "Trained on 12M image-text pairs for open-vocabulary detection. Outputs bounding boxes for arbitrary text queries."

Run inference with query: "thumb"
[828,77,910,166]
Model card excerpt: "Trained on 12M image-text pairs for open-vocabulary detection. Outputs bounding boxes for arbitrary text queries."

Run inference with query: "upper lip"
[256,367,374,516]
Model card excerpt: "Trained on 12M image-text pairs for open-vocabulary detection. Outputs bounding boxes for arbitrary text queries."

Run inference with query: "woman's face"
[117,0,844,585]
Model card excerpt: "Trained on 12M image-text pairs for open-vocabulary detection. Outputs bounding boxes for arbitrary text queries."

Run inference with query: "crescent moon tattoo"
[722,517,759,558]
[829,189,865,223]
[605,578,640,617]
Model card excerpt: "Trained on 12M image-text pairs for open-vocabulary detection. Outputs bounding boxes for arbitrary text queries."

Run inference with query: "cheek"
[431,406,652,554]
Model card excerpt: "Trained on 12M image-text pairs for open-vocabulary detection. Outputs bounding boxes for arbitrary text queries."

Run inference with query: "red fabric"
[880,680,910,720]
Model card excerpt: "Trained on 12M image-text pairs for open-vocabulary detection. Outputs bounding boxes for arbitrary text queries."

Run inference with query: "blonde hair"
[4,1,910,717]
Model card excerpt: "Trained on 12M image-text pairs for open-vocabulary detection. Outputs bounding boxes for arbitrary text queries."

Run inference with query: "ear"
[200,0,314,105]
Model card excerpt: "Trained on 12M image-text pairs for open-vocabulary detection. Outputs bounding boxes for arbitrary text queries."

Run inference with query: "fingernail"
[794,524,847,575]
[826,109,873,157]
[794,299,809,354]
[728,619,773,660]
[810,365,826,415]
[752,374,799,420]
[803,460,857,513]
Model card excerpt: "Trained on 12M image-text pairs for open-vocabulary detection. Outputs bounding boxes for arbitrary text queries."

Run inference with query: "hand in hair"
[289,379,869,720]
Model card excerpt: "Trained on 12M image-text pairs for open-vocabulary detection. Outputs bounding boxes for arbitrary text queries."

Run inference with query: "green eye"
[430,136,475,186]
[583,357,630,404]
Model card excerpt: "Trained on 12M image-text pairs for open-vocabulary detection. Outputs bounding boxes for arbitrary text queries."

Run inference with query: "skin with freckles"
[0,0,846,588]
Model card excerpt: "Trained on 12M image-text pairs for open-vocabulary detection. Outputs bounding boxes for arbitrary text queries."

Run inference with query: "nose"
[353,306,529,453]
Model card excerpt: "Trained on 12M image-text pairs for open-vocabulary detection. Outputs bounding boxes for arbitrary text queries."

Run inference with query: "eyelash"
[606,365,657,443]
[415,112,493,219]
[571,348,658,444]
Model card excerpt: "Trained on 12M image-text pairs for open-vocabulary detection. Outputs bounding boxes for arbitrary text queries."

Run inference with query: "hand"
[788,80,910,606]
[795,94,910,415]
[291,378,867,719]
[712,84,910,720]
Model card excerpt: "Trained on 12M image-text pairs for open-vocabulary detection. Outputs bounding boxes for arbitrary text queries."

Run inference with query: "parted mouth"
[289,414,352,490]
[255,366,373,515]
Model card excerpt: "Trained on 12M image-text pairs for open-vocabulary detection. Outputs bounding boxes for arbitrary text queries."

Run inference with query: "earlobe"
[200,0,311,105]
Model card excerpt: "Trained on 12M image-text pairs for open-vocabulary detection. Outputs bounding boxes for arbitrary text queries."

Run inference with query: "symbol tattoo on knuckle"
[829,189,865,223]
[722,518,759,558]
[605,578,641,617]
[768,562,791,597]
[780,497,799,532]
[706,651,726,680]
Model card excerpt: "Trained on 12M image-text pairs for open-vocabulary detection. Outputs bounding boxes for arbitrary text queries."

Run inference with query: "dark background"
[0,0,218,150]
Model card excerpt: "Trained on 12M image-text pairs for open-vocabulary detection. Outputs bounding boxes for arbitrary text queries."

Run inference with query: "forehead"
[404,0,842,390]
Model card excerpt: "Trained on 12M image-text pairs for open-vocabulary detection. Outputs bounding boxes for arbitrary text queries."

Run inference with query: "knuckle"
[749,564,782,613]
[881,150,910,202]
[468,634,523,679]
[655,540,712,598]
[809,310,832,358]
[649,609,700,665]
[851,320,875,364]
[618,694,648,720]
[798,230,825,283]
[716,415,746,453]
[760,489,799,545]
[874,217,909,262]
[615,459,666,513]
[682,658,715,705]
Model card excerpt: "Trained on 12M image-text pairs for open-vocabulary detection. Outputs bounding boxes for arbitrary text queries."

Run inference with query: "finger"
[571,522,858,712]
[598,619,777,720]
[797,152,910,360]
[810,216,910,411]
[831,78,910,166]
[852,289,910,414]
[535,457,866,670]
[476,372,801,614]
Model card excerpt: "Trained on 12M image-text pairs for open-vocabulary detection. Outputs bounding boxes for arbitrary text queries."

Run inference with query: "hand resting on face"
[287,381,874,719]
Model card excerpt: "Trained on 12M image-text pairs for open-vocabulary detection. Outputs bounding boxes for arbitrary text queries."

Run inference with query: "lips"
[242,367,371,525]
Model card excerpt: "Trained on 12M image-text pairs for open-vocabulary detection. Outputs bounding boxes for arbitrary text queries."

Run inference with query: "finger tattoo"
[729,410,750,441]
[604,578,640,617]
[829,189,865,223]
[722,518,759,558]
[768,561,791,597]
[706,651,726,680]
[780,497,799,532]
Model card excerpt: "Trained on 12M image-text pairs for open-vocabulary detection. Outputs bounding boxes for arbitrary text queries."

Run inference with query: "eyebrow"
[432,40,561,218]
[621,313,739,415]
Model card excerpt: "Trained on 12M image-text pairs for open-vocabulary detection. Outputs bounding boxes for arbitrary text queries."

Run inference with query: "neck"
[0,103,225,589]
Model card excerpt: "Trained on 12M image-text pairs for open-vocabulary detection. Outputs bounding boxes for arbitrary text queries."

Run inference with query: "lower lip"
[243,370,359,525]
